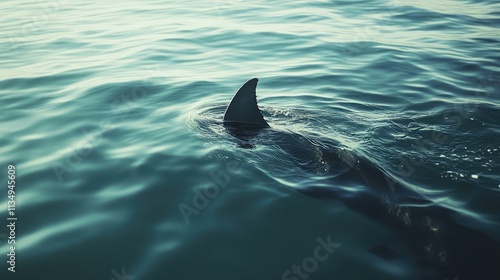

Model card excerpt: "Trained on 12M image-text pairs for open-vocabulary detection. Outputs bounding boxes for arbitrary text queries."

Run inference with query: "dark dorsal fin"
[223,78,269,127]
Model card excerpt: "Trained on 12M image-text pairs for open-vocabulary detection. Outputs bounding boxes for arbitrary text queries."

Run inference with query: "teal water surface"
[1,0,500,279]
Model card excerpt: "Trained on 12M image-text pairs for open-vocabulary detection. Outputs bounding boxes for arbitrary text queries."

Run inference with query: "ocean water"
[1,0,500,279]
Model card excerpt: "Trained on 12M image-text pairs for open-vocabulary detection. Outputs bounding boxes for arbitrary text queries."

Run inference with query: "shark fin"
[223,78,269,127]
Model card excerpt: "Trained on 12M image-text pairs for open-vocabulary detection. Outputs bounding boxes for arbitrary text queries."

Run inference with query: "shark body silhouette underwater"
[221,78,500,279]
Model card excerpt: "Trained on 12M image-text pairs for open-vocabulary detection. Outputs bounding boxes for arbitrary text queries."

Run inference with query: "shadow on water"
[190,103,500,280]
